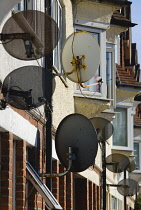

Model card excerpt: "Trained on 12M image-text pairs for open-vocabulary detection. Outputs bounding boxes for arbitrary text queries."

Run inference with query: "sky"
[131,0,141,64]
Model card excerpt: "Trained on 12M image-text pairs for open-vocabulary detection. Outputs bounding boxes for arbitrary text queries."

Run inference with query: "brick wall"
[51,160,102,210]
[16,140,26,209]
[0,132,13,210]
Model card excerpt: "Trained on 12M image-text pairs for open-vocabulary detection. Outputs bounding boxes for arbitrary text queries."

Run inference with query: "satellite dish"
[106,153,130,173]
[61,31,100,83]
[126,157,136,172]
[55,113,98,172]
[2,66,55,110]
[90,117,114,142]
[1,10,59,60]
[117,178,139,196]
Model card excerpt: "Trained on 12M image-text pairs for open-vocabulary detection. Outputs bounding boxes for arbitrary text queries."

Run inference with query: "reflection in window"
[113,108,127,146]
[83,32,100,92]
[134,142,140,170]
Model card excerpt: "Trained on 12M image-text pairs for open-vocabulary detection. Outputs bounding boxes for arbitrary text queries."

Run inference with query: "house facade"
[0,0,140,209]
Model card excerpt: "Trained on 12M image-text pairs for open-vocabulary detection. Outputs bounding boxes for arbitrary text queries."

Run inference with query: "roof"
[116,65,141,88]
[101,0,132,6]
[111,11,137,27]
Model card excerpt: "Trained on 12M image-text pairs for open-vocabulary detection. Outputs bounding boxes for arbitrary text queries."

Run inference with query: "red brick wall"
[16,140,26,209]
[0,132,13,210]
[59,164,66,209]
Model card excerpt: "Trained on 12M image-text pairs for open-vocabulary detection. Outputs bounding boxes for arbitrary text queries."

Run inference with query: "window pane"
[113,108,127,146]
[134,143,140,170]
[83,32,100,92]
[52,0,62,72]
[112,196,117,210]
[106,52,113,98]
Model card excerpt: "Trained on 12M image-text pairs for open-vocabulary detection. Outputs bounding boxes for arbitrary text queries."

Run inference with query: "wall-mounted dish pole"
[44,0,53,192]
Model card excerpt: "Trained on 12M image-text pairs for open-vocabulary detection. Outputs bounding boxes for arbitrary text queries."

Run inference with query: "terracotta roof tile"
[116,65,141,87]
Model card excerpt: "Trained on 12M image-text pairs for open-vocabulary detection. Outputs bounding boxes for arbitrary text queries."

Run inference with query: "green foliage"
[135,198,141,210]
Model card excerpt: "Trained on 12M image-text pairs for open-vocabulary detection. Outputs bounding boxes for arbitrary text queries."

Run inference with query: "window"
[51,0,62,72]
[14,0,35,11]
[112,196,117,210]
[74,23,107,98]
[134,142,140,170]
[113,107,127,146]
[112,105,133,151]
[106,49,115,100]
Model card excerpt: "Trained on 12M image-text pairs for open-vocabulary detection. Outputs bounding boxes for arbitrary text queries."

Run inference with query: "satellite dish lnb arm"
[12,11,44,50]
[40,147,72,178]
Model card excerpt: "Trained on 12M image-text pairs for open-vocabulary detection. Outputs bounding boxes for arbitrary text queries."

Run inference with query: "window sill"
[74,93,111,119]
[132,170,141,174]
[112,146,133,155]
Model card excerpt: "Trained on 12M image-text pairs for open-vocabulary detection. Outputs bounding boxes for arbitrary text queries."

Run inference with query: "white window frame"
[51,0,62,72]
[133,141,141,173]
[74,24,107,99]
[112,103,133,151]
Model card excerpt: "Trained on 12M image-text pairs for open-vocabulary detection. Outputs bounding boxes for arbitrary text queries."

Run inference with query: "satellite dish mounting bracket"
[0,33,32,41]
[40,147,73,178]
[0,99,7,110]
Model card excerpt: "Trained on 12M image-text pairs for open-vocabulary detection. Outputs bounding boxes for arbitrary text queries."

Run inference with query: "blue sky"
[131,0,141,64]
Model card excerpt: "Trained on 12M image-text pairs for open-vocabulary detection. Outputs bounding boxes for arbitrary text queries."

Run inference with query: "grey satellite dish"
[55,113,98,172]
[106,153,130,173]
[90,117,114,142]
[1,10,59,60]
[61,31,100,83]
[117,178,139,196]
[126,157,136,172]
[2,66,55,110]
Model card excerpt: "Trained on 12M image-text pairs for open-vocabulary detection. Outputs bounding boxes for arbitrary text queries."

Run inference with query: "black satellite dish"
[90,117,114,142]
[1,10,59,60]
[55,113,98,172]
[106,153,130,173]
[117,178,139,196]
[2,66,55,110]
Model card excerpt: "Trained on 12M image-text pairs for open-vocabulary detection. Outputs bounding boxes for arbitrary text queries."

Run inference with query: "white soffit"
[0,0,22,23]
[0,106,37,145]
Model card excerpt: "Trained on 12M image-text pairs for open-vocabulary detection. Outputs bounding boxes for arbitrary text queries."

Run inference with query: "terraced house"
[0,0,140,209]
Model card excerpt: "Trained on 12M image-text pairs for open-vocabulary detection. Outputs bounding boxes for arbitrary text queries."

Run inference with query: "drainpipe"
[44,0,53,192]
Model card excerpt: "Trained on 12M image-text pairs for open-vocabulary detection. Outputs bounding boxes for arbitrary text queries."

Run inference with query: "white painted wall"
[0,106,37,145]
[0,0,22,24]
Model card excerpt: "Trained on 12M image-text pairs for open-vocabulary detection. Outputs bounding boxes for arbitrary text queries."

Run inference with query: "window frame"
[112,104,133,151]
[74,24,107,98]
